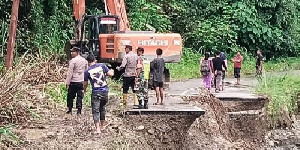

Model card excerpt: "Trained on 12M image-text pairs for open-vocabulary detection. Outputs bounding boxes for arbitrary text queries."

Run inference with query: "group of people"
[200,49,264,92]
[116,45,165,109]
[65,46,165,134]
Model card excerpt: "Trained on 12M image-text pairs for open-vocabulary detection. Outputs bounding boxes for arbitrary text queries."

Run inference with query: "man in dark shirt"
[212,51,227,93]
[84,55,114,134]
[151,48,165,105]
[256,49,264,77]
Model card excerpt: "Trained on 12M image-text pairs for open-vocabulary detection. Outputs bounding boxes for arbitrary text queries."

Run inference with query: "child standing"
[151,48,165,105]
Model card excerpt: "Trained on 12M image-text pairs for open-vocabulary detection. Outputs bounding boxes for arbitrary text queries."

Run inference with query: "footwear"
[133,94,139,106]
[120,94,128,108]
[66,108,72,114]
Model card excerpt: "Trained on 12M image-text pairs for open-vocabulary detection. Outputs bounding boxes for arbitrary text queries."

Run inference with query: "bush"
[256,74,300,120]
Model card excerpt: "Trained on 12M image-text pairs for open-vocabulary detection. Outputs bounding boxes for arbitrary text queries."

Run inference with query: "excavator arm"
[105,0,130,31]
[73,0,85,21]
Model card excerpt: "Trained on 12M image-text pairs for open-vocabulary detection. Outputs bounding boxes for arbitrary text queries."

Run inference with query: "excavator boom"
[73,0,85,21]
[105,0,130,31]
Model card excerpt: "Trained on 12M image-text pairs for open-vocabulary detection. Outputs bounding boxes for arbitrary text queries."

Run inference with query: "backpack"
[201,60,210,76]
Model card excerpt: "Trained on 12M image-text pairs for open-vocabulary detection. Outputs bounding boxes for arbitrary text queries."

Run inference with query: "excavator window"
[99,24,118,34]
[99,16,119,34]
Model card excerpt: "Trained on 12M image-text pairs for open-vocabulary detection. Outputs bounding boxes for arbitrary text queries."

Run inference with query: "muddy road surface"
[3,74,300,149]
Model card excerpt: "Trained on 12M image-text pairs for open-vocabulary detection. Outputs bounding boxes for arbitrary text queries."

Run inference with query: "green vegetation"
[166,48,201,80]
[0,0,300,59]
[45,83,92,107]
[168,51,300,80]
[256,74,300,120]
[0,126,20,147]
[44,79,122,107]
[127,0,300,58]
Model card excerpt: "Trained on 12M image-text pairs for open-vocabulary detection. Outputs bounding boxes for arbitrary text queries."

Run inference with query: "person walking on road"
[65,47,88,115]
[220,52,228,91]
[117,45,139,108]
[212,51,227,93]
[232,51,244,85]
[84,55,114,134]
[256,49,264,78]
[135,47,150,109]
[151,48,165,105]
[200,52,214,91]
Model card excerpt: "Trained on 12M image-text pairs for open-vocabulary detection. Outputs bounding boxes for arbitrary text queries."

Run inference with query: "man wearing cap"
[65,47,88,115]
[117,45,139,108]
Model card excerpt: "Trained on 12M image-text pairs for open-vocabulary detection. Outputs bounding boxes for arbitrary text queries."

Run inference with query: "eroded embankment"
[14,88,298,150]
[123,88,269,149]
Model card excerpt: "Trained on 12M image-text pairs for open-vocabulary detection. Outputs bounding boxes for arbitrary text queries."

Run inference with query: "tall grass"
[227,57,300,76]
[166,48,201,80]
[44,83,92,107]
[255,74,300,119]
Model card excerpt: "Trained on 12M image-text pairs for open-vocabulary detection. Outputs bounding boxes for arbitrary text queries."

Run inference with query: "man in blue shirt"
[83,55,114,134]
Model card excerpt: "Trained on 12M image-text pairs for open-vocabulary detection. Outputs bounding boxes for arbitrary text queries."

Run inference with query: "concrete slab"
[124,94,205,116]
[214,93,267,101]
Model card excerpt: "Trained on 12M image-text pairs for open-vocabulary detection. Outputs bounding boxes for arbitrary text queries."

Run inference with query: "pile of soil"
[183,88,268,149]
[123,114,198,149]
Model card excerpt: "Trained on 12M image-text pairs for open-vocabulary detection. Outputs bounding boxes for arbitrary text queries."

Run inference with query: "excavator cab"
[83,15,120,58]
[99,15,119,34]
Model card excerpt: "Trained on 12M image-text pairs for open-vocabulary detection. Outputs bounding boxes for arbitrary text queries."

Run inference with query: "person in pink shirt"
[200,52,214,91]
[232,51,243,85]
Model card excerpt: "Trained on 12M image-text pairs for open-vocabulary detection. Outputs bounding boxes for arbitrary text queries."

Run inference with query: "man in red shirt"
[232,51,243,85]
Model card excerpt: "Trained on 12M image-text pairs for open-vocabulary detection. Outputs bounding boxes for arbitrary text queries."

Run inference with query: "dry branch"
[0,55,67,126]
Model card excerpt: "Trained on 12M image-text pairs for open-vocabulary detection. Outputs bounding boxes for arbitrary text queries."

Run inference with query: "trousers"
[91,92,108,123]
[67,82,83,110]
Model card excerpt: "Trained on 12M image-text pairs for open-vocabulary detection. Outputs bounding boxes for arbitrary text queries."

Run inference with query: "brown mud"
[1,87,300,149]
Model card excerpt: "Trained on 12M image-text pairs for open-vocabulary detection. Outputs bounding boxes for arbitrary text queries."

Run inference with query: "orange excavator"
[67,0,183,85]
